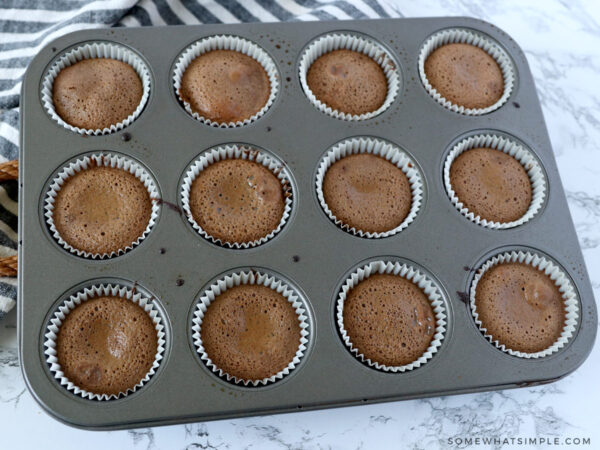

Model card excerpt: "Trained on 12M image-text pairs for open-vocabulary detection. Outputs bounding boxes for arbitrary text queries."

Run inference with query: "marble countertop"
[2,1,599,448]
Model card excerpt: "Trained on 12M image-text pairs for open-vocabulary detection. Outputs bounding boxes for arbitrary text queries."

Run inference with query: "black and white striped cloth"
[0,0,401,318]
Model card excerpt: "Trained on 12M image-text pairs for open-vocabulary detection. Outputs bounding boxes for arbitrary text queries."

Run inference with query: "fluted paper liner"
[44,283,166,401]
[298,33,400,121]
[316,137,423,238]
[444,133,546,229]
[44,153,160,259]
[470,250,579,358]
[418,28,515,115]
[173,35,279,127]
[41,42,151,135]
[181,144,293,248]
[336,260,447,372]
[191,270,310,386]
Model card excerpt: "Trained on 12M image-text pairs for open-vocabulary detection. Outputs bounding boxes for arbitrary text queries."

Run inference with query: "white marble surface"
[2,1,600,448]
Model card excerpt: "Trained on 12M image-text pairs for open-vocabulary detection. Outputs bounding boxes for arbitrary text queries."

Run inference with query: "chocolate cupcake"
[344,274,435,366]
[444,134,546,229]
[44,284,166,400]
[56,296,158,396]
[181,145,293,248]
[475,264,564,353]
[337,260,446,372]
[45,154,160,258]
[324,154,411,233]
[173,36,278,127]
[299,33,400,120]
[316,137,422,238]
[53,59,143,130]
[192,270,309,386]
[470,251,579,358]
[201,285,301,381]
[189,159,284,243]
[306,49,387,116]
[425,43,503,110]
[41,42,151,135]
[419,29,514,115]
[450,147,531,223]
[179,50,270,123]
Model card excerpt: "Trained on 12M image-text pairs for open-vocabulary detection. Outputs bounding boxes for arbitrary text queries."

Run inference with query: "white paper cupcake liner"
[316,137,423,238]
[443,133,546,229]
[191,270,310,386]
[298,33,400,121]
[418,28,515,115]
[44,283,166,401]
[44,153,160,259]
[470,250,579,358]
[41,41,151,135]
[172,35,279,127]
[181,144,293,248]
[336,260,447,372]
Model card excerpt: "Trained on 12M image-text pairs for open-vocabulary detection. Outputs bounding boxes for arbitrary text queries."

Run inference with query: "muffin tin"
[18,17,597,430]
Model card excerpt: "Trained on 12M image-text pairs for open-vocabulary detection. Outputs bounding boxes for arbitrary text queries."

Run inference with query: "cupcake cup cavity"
[444,133,546,229]
[44,153,160,259]
[41,42,151,135]
[298,33,400,121]
[191,270,310,387]
[180,144,293,248]
[316,137,423,238]
[336,260,447,372]
[44,283,166,401]
[418,28,515,115]
[172,35,279,127]
[470,250,579,358]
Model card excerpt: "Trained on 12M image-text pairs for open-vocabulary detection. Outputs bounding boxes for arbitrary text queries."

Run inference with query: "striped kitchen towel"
[0,0,401,318]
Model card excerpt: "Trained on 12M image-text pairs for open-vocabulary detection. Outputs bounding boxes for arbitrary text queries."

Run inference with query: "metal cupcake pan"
[18,17,597,430]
